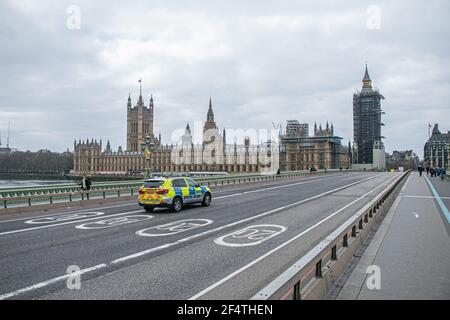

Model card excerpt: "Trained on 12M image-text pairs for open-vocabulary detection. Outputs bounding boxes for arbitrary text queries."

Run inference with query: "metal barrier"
[251,170,409,300]
[1,169,341,209]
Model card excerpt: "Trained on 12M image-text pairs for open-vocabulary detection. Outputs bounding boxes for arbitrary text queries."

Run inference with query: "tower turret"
[362,63,372,88]
[203,97,218,133]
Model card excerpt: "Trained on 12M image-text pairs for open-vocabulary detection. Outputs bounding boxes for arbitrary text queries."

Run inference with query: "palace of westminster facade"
[73,86,350,175]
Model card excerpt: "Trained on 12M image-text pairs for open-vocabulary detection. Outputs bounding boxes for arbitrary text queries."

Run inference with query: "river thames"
[0,179,72,188]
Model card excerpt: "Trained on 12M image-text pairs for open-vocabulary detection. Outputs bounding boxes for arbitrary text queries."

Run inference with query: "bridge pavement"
[336,172,450,300]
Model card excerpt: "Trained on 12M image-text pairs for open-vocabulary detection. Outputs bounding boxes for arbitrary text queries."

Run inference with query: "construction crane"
[272,122,283,137]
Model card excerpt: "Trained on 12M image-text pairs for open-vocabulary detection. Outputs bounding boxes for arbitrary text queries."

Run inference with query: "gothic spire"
[362,63,372,88]
[149,94,154,110]
[137,78,143,106]
[207,97,214,121]
[203,97,217,132]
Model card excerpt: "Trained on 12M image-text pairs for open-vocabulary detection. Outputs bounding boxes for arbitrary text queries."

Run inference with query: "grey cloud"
[0,0,449,157]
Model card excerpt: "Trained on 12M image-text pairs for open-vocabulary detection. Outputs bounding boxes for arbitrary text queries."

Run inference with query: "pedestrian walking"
[430,167,434,177]
[80,176,87,191]
[85,176,92,190]
[440,167,446,181]
[418,166,424,177]
[426,166,430,176]
[80,176,92,191]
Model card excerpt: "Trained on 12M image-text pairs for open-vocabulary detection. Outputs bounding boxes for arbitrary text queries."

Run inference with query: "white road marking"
[0,173,348,224]
[75,215,153,230]
[0,263,107,300]
[401,174,410,192]
[136,219,214,237]
[214,224,287,247]
[411,212,420,219]
[213,175,344,200]
[211,173,344,194]
[0,173,387,299]
[25,212,104,224]
[111,174,381,264]
[0,202,137,224]
[0,174,361,233]
[189,174,397,300]
[403,195,450,200]
[0,210,145,236]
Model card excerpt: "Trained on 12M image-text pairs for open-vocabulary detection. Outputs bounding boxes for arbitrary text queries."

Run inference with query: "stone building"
[424,123,450,169]
[353,64,385,165]
[73,87,278,175]
[280,121,350,171]
[126,89,156,152]
[386,150,419,171]
[285,120,308,138]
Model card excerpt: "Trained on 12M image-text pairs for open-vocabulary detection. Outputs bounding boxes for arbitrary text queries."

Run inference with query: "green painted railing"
[0,169,344,209]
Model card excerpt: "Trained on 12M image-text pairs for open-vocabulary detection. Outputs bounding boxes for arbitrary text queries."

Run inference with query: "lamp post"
[141,136,155,179]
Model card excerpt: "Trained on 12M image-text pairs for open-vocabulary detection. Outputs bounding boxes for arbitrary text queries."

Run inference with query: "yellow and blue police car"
[138,177,212,213]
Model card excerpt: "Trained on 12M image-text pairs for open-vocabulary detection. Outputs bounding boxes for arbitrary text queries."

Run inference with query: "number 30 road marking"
[214,224,287,247]
[75,215,153,230]
[25,212,104,224]
[136,219,213,237]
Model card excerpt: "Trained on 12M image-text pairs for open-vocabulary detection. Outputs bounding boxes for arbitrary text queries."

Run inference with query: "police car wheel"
[143,206,154,213]
[202,193,211,207]
[172,197,183,212]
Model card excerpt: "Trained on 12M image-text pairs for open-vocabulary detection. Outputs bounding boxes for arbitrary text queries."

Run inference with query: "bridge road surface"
[0,172,399,300]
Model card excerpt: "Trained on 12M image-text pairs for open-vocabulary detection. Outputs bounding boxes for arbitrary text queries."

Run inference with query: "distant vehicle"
[310,166,317,172]
[138,177,212,213]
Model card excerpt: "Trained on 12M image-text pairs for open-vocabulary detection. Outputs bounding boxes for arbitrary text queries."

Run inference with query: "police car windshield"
[143,180,164,188]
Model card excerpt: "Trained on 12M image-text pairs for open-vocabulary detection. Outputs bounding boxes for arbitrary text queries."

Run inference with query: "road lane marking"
[0,202,138,224]
[189,174,398,300]
[0,173,387,299]
[213,175,348,200]
[0,210,146,236]
[75,215,153,230]
[403,195,450,199]
[136,219,213,237]
[0,174,364,233]
[211,173,345,194]
[25,212,104,224]
[0,173,351,224]
[0,263,107,300]
[214,225,287,247]
[111,174,382,264]
[425,176,450,224]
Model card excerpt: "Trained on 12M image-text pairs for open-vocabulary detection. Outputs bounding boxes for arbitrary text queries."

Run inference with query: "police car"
[138,177,212,213]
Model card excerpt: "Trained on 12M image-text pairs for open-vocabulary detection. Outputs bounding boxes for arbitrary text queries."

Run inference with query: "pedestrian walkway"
[337,172,450,300]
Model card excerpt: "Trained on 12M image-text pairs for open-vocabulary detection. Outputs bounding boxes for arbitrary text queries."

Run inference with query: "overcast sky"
[0,0,449,157]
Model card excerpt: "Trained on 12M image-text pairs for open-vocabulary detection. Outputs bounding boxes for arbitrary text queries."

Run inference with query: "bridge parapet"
[1,169,344,211]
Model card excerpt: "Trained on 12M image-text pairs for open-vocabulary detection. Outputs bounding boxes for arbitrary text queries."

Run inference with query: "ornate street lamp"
[141,136,155,179]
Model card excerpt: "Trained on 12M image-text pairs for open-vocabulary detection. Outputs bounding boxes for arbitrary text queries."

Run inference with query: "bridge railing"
[251,170,409,300]
[0,169,342,209]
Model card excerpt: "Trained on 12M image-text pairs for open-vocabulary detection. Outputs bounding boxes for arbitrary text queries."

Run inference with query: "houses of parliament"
[73,83,350,176]
[73,85,280,175]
